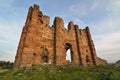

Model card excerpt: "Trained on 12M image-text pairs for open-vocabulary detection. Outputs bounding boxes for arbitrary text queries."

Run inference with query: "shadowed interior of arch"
[41,47,49,63]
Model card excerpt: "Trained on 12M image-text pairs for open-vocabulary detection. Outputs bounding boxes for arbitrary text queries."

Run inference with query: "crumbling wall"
[14,4,107,68]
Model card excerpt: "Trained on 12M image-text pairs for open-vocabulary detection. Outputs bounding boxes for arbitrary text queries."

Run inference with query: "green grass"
[0,64,120,80]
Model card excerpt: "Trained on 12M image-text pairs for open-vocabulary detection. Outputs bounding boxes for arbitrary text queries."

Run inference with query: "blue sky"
[0,0,120,63]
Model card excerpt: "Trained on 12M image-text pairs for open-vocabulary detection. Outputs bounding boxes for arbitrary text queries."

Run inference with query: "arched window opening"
[65,43,73,63]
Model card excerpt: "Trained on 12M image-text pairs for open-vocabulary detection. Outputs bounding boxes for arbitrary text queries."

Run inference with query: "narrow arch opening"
[86,55,90,65]
[41,47,49,63]
[65,43,73,63]
[32,53,36,64]
[66,49,72,62]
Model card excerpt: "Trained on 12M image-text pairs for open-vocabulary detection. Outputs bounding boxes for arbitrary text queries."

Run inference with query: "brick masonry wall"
[14,4,107,68]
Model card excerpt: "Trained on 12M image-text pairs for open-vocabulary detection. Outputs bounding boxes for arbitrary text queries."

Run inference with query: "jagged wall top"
[25,4,50,26]
[25,4,88,31]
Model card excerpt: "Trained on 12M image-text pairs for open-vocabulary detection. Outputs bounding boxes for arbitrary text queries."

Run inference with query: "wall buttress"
[86,27,96,65]
[74,25,82,66]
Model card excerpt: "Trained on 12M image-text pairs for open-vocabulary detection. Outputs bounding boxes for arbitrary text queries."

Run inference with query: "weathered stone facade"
[14,4,107,68]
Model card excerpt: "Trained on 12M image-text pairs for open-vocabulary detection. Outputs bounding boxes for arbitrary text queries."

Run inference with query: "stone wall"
[14,4,107,68]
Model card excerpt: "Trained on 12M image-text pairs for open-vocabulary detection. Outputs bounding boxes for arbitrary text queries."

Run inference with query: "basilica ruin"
[14,4,107,68]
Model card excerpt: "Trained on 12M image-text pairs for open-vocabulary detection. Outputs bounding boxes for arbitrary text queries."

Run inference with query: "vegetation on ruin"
[0,64,120,80]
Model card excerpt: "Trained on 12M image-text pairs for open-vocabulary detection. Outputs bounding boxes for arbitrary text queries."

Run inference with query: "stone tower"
[14,4,107,68]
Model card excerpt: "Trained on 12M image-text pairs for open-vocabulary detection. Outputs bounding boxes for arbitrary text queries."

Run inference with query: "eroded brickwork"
[14,4,107,68]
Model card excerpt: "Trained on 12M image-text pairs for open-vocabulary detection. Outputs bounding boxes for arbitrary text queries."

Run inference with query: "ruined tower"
[14,4,107,68]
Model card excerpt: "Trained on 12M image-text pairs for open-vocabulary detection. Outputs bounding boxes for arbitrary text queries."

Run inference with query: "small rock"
[24,67,32,73]
[39,67,42,71]
[48,69,56,75]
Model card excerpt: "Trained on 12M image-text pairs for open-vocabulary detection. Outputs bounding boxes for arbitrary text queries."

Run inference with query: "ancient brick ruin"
[14,4,107,68]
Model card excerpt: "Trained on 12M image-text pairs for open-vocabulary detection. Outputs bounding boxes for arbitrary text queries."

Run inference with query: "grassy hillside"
[0,64,120,80]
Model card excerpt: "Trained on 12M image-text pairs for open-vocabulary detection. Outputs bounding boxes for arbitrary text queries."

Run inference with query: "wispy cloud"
[70,3,89,16]
[0,50,16,62]
[94,32,120,51]
[0,20,22,62]
[69,0,120,63]
[0,19,22,41]
[70,17,88,28]
[0,0,24,62]
[69,0,106,17]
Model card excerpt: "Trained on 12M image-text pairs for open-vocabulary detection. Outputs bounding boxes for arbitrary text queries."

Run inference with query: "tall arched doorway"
[65,43,74,63]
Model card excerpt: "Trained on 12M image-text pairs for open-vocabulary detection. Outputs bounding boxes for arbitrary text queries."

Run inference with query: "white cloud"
[0,50,16,62]
[69,0,106,17]
[69,3,90,16]
[0,0,26,62]
[93,32,120,63]
[67,0,120,63]
[91,16,120,62]
[107,0,120,15]
[0,20,22,42]
[94,32,120,51]
[91,18,120,63]
[86,0,120,63]
[0,19,23,62]
[71,17,88,28]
